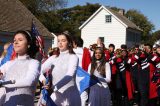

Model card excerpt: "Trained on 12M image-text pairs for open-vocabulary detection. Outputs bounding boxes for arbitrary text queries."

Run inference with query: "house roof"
[79,5,141,31]
[0,0,53,38]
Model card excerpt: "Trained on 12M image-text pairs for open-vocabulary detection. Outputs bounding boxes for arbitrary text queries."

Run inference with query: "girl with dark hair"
[0,30,40,106]
[40,33,81,106]
[88,47,111,106]
[15,30,39,58]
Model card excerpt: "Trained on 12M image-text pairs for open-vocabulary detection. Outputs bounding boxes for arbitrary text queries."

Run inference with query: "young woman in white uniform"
[41,33,81,106]
[88,47,111,106]
[0,30,40,106]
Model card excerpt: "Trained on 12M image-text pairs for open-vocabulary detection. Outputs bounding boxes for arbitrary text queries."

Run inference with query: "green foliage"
[110,6,122,12]
[20,0,39,15]
[20,0,67,13]
[151,30,160,43]
[19,0,67,32]
[125,9,155,43]
[54,3,100,36]
[20,0,100,36]
[19,1,157,43]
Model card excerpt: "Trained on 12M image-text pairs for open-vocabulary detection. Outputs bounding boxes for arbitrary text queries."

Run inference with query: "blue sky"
[67,0,160,32]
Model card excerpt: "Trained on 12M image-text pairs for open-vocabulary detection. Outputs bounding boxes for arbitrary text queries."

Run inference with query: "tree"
[110,6,122,12]
[20,0,39,15]
[19,0,67,32]
[151,30,160,43]
[20,0,67,14]
[38,11,62,32]
[125,9,155,42]
[55,3,100,36]
[20,1,156,42]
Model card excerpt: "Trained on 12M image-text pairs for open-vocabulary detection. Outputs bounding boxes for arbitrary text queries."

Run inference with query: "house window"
[99,37,104,43]
[105,15,112,23]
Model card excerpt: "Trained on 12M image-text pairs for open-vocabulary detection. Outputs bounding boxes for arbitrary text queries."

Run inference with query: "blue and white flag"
[41,88,56,106]
[76,66,99,94]
[41,70,56,106]
[0,44,16,67]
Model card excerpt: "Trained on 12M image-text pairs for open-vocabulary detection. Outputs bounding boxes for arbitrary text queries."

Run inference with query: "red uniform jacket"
[116,57,135,100]
[149,53,160,99]
[132,52,159,99]
[109,53,117,75]
[104,50,110,62]
[82,47,91,71]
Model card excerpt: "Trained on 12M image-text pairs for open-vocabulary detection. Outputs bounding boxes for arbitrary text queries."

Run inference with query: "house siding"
[126,29,141,48]
[81,8,127,48]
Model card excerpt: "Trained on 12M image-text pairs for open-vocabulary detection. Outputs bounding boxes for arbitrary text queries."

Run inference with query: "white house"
[79,5,142,48]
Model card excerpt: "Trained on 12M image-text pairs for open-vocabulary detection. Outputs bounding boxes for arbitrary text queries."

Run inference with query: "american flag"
[31,22,46,58]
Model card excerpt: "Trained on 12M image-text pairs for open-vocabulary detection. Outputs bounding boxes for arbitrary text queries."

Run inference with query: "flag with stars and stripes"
[31,22,46,58]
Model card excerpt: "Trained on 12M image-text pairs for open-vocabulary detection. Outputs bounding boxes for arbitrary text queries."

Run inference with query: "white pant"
[0,87,6,105]
[80,91,88,106]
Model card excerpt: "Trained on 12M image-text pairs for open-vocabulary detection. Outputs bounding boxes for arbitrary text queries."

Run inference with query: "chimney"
[118,9,125,15]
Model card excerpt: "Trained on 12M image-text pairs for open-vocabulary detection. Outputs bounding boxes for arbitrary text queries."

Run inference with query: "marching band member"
[73,36,91,106]
[41,33,81,106]
[0,30,40,106]
[88,47,111,106]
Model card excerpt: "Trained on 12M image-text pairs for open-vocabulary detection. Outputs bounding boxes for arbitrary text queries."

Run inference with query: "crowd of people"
[0,30,160,106]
